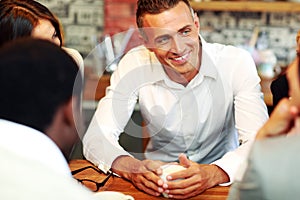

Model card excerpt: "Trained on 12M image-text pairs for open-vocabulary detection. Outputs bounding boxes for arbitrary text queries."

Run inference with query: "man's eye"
[180,29,191,36]
[155,36,170,46]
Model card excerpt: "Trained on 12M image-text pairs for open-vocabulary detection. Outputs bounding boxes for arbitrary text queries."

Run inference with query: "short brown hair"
[136,0,192,28]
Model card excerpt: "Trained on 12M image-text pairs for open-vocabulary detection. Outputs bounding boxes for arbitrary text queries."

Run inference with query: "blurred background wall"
[38,0,300,67]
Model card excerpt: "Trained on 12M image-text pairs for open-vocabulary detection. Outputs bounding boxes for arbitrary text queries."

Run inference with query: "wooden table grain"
[69,159,230,200]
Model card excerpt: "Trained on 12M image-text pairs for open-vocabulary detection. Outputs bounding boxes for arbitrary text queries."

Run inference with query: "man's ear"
[44,96,79,157]
[63,97,78,127]
[193,12,200,31]
[65,96,84,136]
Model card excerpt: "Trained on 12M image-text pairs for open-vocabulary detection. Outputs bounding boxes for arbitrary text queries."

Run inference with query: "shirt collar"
[199,35,218,80]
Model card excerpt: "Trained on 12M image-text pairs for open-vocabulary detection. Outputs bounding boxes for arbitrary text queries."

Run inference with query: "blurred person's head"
[0,0,63,46]
[287,53,300,110]
[0,38,83,160]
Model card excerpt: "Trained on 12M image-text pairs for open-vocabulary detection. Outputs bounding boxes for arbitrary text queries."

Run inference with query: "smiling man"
[83,0,269,198]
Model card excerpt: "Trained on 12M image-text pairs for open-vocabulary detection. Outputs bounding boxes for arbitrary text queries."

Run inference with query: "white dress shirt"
[83,37,269,183]
[0,119,70,176]
[0,144,99,200]
[0,119,113,200]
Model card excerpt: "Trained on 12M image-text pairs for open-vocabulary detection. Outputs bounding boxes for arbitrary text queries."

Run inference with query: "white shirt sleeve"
[212,47,269,185]
[83,51,141,173]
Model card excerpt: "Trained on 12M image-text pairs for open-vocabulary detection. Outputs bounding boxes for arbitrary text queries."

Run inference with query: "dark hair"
[0,0,63,46]
[0,38,82,132]
[136,0,192,28]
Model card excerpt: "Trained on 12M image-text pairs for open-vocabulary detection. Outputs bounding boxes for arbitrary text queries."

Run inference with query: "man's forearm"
[111,155,142,180]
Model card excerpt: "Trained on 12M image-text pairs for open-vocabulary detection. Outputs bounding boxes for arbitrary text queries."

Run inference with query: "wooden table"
[69,159,230,200]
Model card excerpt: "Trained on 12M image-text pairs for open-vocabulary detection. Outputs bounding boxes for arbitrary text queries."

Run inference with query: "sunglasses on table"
[71,165,113,192]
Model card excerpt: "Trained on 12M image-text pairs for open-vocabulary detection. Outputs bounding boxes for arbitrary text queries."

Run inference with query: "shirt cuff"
[211,151,248,186]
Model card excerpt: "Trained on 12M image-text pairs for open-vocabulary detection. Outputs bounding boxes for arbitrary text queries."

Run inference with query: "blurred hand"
[111,156,166,196]
[286,116,300,136]
[162,154,229,199]
[256,98,299,139]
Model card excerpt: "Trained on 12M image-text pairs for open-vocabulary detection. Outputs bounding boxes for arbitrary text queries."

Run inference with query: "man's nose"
[170,35,184,54]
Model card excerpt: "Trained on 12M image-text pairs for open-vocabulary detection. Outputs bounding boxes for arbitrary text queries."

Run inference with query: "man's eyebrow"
[178,25,192,32]
[154,25,192,39]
